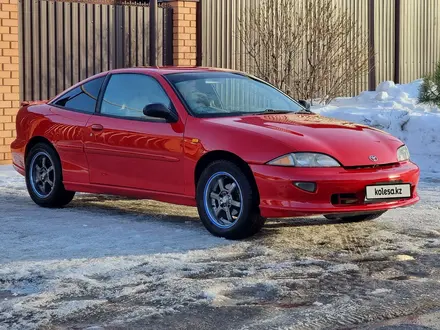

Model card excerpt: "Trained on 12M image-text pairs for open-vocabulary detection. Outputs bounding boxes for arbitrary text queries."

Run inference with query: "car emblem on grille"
[369,155,378,162]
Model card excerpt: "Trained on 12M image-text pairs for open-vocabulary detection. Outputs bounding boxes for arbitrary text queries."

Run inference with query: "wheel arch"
[25,137,64,179]
[24,136,76,207]
[25,136,56,161]
[194,150,260,203]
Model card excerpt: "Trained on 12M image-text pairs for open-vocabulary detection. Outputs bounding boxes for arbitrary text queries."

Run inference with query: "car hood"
[207,113,404,167]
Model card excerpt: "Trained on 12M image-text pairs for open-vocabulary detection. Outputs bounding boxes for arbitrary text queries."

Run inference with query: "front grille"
[331,193,359,205]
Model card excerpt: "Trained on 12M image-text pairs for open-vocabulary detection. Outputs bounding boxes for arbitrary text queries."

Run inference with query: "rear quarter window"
[51,77,105,113]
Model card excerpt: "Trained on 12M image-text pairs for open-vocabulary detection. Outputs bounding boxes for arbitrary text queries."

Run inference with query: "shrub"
[237,0,371,104]
[419,61,440,107]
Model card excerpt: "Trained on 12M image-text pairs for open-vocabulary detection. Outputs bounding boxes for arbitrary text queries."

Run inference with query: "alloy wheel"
[203,171,243,228]
[29,151,56,198]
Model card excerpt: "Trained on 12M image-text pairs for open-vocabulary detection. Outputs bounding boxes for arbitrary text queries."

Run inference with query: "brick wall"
[0,0,19,165]
[169,0,197,66]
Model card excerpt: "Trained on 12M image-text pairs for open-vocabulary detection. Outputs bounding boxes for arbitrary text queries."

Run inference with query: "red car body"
[11,67,420,220]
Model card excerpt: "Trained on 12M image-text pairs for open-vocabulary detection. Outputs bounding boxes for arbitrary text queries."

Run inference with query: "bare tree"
[237,0,371,104]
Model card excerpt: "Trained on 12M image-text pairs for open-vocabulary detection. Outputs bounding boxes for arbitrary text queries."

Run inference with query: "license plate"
[365,184,411,200]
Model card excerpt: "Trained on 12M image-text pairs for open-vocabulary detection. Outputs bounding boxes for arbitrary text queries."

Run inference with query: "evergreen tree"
[419,61,440,107]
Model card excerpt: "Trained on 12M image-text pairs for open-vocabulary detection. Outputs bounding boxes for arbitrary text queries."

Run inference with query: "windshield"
[166,72,303,117]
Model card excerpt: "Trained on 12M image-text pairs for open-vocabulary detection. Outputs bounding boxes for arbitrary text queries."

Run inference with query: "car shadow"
[265,217,337,228]
[1,190,371,264]
[0,192,228,263]
[69,194,201,225]
[70,194,341,228]
[5,192,357,229]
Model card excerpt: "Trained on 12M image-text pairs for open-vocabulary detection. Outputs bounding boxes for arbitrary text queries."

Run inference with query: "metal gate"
[19,0,173,101]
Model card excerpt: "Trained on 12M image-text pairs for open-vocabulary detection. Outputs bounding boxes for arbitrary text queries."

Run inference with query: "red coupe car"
[11,67,420,239]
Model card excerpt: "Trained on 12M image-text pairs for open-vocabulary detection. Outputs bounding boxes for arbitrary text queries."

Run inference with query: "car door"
[83,73,185,194]
[49,76,106,184]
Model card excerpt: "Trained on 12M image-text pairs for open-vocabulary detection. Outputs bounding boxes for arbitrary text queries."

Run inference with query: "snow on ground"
[313,79,440,181]
[1,166,440,329]
[0,165,235,329]
[0,166,230,263]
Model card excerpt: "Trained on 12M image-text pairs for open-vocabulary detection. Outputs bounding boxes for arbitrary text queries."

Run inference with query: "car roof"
[48,66,245,103]
[49,66,247,102]
[108,66,241,76]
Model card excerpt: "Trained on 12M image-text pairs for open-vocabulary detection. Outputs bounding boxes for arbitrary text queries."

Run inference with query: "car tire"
[25,142,75,208]
[196,160,266,239]
[324,211,386,222]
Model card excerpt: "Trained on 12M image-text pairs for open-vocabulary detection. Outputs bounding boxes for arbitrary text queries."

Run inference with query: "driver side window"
[100,74,172,120]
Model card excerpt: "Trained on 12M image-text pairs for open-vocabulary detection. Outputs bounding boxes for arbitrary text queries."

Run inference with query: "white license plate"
[365,184,411,200]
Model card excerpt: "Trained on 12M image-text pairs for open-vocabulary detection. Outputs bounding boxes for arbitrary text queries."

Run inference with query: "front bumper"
[251,161,420,218]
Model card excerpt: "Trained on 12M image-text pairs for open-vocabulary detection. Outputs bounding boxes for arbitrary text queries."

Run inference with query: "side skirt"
[64,182,197,207]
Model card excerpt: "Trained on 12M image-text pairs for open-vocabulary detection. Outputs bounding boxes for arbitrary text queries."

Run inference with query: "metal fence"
[19,0,173,101]
[199,0,440,96]
[398,0,440,83]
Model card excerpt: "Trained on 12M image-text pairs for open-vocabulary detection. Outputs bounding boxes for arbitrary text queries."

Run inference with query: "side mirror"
[298,99,311,110]
[143,103,178,122]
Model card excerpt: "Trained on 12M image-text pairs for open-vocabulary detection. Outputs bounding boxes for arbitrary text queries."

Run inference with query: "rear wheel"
[196,160,265,239]
[324,211,386,222]
[26,143,75,208]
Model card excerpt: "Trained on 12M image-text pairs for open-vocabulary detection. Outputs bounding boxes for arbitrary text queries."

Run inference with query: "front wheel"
[196,160,265,239]
[324,211,386,222]
[26,143,75,208]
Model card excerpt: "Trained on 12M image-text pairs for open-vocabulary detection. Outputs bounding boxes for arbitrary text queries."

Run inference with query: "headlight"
[267,153,340,167]
[397,145,410,161]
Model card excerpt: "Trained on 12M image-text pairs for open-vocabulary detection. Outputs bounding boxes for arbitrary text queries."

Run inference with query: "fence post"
[368,0,376,91]
[166,0,198,66]
[163,6,174,65]
[150,0,157,66]
[394,0,401,83]
[0,0,20,164]
[196,0,201,66]
[114,5,124,69]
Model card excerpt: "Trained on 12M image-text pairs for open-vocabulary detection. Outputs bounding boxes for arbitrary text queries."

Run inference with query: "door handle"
[91,124,104,132]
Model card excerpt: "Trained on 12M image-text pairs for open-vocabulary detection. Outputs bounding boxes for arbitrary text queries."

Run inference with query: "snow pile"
[313,79,440,180]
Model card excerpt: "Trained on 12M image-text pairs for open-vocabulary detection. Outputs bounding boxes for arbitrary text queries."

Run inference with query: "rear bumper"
[251,161,420,218]
[10,137,26,176]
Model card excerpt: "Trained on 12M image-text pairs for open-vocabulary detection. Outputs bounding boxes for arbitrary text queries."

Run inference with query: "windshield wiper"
[295,110,314,114]
[256,109,294,115]
[256,109,314,115]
